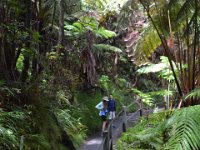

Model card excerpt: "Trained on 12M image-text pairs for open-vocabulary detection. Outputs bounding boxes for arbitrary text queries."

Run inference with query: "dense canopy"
[0,0,200,149]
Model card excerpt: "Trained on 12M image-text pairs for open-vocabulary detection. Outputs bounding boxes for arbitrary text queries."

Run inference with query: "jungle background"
[0,0,200,149]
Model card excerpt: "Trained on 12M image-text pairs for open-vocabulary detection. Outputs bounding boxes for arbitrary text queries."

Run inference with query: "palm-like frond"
[168,0,199,36]
[126,25,161,65]
[184,87,200,100]
[131,88,154,105]
[64,16,116,38]
[164,105,200,150]
[175,0,195,24]
[93,44,122,53]
[136,60,168,74]
[95,27,117,39]
[136,56,177,82]
[134,25,161,59]
[168,0,195,21]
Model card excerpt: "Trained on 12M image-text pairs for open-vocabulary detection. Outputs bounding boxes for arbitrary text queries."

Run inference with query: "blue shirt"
[108,99,116,111]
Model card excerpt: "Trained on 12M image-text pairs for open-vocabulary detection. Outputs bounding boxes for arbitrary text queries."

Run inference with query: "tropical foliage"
[138,0,200,107]
[1,0,200,149]
[117,105,200,150]
[0,0,137,149]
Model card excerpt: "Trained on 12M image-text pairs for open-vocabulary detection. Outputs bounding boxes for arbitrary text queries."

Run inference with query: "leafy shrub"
[73,91,103,134]
[0,109,24,149]
[55,109,87,148]
[116,110,170,150]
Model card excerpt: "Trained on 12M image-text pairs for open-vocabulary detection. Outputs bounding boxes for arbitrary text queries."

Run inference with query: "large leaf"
[164,106,200,150]
[184,87,200,100]
[93,44,122,53]
[131,88,154,105]
[95,27,116,39]
[137,63,168,74]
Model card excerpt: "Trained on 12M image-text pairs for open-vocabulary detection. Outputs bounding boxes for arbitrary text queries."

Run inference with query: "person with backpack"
[108,95,116,120]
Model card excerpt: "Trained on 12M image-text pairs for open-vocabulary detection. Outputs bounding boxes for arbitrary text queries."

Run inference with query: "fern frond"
[134,26,161,58]
[93,44,122,53]
[176,0,195,23]
[131,88,154,105]
[164,106,200,150]
[184,87,200,100]
[95,27,116,39]
[137,62,167,74]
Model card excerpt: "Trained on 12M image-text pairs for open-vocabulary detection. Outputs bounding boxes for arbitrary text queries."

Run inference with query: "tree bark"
[20,0,32,82]
[57,0,64,54]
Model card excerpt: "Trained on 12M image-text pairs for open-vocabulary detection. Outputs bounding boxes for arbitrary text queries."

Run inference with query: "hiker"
[95,96,109,132]
[108,95,116,120]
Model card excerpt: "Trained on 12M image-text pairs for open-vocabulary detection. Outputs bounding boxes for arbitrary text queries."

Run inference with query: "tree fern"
[164,106,200,150]
[132,25,161,65]
[64,16,116,39]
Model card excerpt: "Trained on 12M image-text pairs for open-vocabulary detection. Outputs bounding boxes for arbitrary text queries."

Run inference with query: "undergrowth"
[73,91,103,134]
[116,110,171,150]
[117,105,200,150]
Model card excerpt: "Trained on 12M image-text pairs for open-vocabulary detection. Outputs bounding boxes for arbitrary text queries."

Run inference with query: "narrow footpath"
[78,109,147,150]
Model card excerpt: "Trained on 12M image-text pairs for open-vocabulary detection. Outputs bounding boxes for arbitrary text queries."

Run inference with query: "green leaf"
[164,106,200,150]
[64,25,80,32]
[184,87,200,100]
[137,63,168,74]
[93,44,122,53]
[95,27,116,39]
[73,22,84,31]
[131,88,154,105]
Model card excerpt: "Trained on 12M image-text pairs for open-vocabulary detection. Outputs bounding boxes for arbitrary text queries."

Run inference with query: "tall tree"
[57,0,64,53]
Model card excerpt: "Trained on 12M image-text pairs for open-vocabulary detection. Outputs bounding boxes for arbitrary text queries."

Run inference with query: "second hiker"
[108,94,116,120]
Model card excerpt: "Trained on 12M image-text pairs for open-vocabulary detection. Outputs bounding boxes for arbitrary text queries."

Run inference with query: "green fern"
[164,106,200,150]
[0,109,25,149]
[117,105,200,150]
[117,111,169,149]
[136,62,168,74]
[131,88,154,105]
[55,108,87,148]
[95,27,116,39]
[134,26,161,61]
[136,56,177,81]
[93,44,122,53]
[184,87,200,100]
[64,16,117,39]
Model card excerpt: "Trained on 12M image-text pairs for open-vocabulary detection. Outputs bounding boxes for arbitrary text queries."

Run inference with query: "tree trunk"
[20,0,32,82]
[57,0,64,54]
